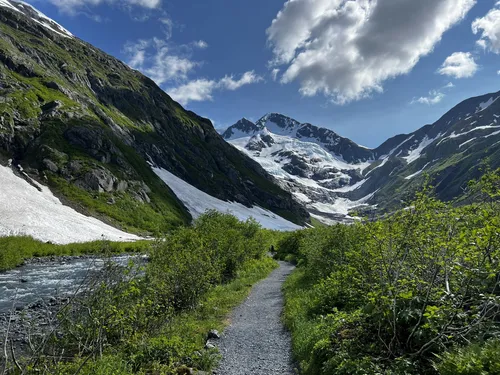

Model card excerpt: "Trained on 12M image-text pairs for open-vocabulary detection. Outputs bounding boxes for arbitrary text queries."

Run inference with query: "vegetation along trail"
[216,261,295,375]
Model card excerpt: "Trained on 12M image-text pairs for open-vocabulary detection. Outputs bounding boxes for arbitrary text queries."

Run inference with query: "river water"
[0,255,141,313]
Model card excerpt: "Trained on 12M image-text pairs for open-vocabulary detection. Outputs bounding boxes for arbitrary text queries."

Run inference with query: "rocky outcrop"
[0,2,309,228]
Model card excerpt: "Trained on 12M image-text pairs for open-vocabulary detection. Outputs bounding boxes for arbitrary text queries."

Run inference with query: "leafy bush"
[436,340,500,375]
[281,170,500,374]
[10,211,279,375]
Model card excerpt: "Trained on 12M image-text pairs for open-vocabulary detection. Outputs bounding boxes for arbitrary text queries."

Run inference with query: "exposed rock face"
[0,1,309,229]
[224,102,500,223]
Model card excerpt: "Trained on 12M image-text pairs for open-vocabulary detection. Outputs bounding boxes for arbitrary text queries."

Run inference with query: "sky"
[19,0,500,148]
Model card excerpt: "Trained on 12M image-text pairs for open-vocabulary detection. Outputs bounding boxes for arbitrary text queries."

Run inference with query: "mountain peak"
[256,113,302,135]
[222,118,261,140]
[0,0,73,38]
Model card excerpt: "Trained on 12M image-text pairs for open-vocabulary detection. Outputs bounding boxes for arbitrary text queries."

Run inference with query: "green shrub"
[436,340,500,375]
[17,211,277,375]
[281,169,500,374]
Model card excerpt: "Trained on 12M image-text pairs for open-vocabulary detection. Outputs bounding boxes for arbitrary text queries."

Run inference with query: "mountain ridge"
[224,91,500,223]
[0,0,309,239]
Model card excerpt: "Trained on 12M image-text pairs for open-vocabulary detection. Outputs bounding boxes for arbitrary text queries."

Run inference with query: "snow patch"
[152,167,301,231]
[379,135,414,160]
[459,138,477,148]
[333,178,369,193]
[439,125,500,145]
[310,190,377,217]
[485,130,500,138]
[366,156,390,176]
[403,134,440,164]
[477,96,499,113]
[0,165,139,244]
[0,0,18,12]
[405,163,430,180]
[0,0,73,38]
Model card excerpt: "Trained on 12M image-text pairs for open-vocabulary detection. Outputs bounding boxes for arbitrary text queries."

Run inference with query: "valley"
[0,0,499,374]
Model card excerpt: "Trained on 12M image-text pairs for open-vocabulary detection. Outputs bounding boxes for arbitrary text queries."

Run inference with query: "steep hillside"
[0,0,309,236]
[362,91,500,210]
[224,96,500,223]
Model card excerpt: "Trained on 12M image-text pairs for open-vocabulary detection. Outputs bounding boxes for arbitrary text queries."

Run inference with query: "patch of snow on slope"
[366,157,389,175]
[310,190,377,217]
[0,0,18,12]
[333,178,369,193]
[405,163,430,180]
[224,124,260,140]
[152,167,301,231]
[403,134,441,164]
[439,125,500,145]
[293,192,311,204]
[0,165,139,244]
[231,133,369,183]
[0,0,73,38]
[380,135,415,159]
[459,138,477,148]
[259,114,301,137]
[477,96,499,113]
[485,130,500,138]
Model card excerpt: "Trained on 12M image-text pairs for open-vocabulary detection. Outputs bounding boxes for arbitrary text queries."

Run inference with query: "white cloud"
[437,52,478,79]
[160,17,173,39]
[412,90,445,105]
[219,71,263,90]
[192,40,209,49]
[124,38,199,85]
[271,68,280,81]
[47,0,161,14]
[168,79,217,104]
[168,71,263,105]
[412,82,455,106]
[267,0,476,104]
[472,2,500,53]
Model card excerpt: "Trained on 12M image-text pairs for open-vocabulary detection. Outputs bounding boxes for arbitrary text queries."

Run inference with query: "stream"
[0,255,141,313]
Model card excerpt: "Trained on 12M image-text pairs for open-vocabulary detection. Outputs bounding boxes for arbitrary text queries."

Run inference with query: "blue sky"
[24,0,500,148]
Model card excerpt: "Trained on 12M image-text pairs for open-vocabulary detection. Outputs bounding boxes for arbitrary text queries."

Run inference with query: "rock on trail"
[215,261,295,375]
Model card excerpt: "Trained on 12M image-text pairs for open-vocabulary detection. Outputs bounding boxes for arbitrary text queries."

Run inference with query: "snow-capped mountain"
[224,94,500,223]
[0,0,309,243]
[223,114,376,223]
[0,0,73,38]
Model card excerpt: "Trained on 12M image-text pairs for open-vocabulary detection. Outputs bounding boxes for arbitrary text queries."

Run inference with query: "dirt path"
[215,261,295,375]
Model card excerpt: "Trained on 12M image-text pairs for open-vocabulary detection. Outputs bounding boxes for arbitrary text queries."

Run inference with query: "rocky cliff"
[0,0,309,234]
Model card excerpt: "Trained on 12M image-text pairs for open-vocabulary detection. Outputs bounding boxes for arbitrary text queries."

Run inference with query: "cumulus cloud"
[124,38,199,85]
[473,2,500,53]
[267,0,476,104]
[124,37,262,106]
[412,90,445,105]
[437,52,478,78]
[168,71,263,105]
[412,82,455,106]
[219,71,263,90]
[48,0,161,14]
[168,79,217,104]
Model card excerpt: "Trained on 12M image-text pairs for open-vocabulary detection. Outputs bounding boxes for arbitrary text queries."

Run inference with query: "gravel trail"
[215,261,295,375]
